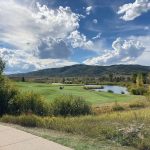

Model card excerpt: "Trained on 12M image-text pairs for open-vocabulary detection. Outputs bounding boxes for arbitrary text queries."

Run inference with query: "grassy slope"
[0,123,136,150]
[15,82,143,105]
[2,108,150,149]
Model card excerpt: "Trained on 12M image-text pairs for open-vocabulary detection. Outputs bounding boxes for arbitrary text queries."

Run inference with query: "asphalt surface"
[0,124,72,150]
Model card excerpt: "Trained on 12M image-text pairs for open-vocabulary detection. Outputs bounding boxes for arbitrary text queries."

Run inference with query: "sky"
[0,0,150,74]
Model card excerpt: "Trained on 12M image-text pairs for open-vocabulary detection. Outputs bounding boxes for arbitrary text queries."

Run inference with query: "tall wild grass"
[1,109,150,149]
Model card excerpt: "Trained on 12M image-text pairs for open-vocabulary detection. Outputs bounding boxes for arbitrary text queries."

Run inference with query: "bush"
[0,76,51,116]
[0,76,18,116]
[18,115,42,127]
[1,109,150,150]
[1,115,18,124]
[51,95,91,116]
[138,139,150,150]
[131,87,146,95]
[1,115,42,127]
[107,90,114,93]
[112,102,125,111]
[83,86,104,90]
[117,124,144,146]
[129,101,145,109]
[145,93,150,102]
[0,57,5,75]
[8,92,50,116]
[121,91,125,94]
[0,75,90,117]
[92,106,113,114]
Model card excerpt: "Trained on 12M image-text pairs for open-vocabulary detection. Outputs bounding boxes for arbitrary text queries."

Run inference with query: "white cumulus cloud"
[93,19,98,24]
[0,48,76,74]
[132,35,150,65]
[68,30,94,50]
[0,0,92,73]
[84,38,145,65]
[118,0,150,21]
[86,6,92,15]
[92,33,101,40]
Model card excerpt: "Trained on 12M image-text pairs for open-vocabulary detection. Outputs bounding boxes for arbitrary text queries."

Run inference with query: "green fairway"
[15,82,143,105]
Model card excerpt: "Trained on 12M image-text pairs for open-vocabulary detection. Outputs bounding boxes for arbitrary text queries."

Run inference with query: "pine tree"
[22,77,25,82]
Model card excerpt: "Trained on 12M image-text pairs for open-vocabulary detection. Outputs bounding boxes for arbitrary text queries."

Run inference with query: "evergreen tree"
[132,73,137,83]
[109,73,113,82]
[22,77,25,82]
[142,73,147,84]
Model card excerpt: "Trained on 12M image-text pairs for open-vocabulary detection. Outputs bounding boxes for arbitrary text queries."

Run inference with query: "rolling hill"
[10,64,150,77]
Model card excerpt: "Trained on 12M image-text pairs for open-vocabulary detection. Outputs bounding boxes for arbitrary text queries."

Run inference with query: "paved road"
[0,124,72,150]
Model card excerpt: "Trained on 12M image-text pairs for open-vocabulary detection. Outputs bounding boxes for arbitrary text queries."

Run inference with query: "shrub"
[92,106,112,114]
[145,93,150,102]
[1,115,42,127]
[51,95,91,116]
[112,102,125,111]
[0,57,5,75]
[131,87,146,95]
[0,115,18,124]
[0,76,18,116]
[138,139,150,150]
[129,101,145,109]
[8,92,50,116]
[107,90,114,93]
[0,76,51,116]
[121,91,125,94]
[117,124,144,147]
[83,86,104,90]
[18,115,43,127]
[1,109,150,150]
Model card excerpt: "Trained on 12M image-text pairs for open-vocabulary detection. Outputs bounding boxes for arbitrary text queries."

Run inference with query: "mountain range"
[10,64,150,77]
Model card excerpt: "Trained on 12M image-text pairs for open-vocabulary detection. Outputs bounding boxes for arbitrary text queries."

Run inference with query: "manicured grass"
[15,82,143,105]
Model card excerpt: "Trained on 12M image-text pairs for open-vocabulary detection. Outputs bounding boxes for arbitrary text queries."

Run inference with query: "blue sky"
[0,0,150,73]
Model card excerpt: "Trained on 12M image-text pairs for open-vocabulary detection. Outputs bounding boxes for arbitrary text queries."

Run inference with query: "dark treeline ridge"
[9,64,150,84]
[10,64,150,77]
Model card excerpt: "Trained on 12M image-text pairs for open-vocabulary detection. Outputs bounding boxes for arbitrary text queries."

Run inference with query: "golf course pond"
[94,85,129,94]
